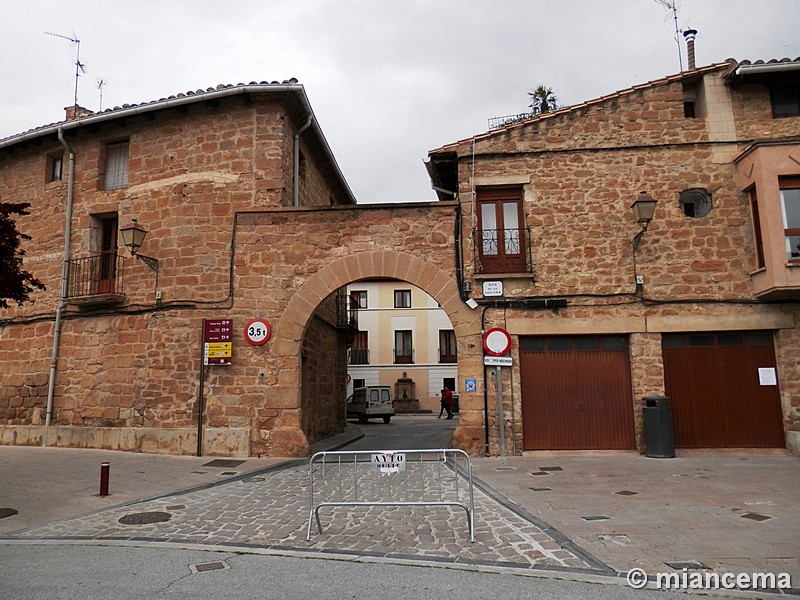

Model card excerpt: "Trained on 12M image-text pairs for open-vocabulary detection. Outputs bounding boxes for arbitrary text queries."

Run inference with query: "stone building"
[0,81,364,456]
[427,58,800,457]
[3,55,800,460]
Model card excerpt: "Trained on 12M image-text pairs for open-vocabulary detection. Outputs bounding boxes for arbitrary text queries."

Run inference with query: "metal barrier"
[306,448,474,542]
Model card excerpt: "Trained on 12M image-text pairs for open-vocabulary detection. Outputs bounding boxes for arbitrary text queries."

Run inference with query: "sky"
[1,1,797,204]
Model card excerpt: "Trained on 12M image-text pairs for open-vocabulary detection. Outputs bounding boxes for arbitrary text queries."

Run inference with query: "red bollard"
[99,462,110,497]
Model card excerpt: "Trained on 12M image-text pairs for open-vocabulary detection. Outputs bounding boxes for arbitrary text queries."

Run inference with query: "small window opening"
[679,188,712,218]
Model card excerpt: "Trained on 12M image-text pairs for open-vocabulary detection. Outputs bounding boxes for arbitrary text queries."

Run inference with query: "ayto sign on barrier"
[307,448,475,542]
[371,452,406,475]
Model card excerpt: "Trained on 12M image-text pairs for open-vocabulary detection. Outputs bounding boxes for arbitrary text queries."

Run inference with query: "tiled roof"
[0,79,302,148]
[429,59,799,154]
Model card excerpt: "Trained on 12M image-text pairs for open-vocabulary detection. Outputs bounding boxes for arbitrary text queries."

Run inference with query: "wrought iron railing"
[472,227,533,275]
[65,253,126,298]
[336,290,359,329]
[348,347,370,365]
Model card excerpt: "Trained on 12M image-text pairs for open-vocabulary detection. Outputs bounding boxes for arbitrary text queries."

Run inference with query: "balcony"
[65,254,126,306]
[348,347,370,365]
[393,349,414,365]
[472,227,533,275]
[336,290,359,347]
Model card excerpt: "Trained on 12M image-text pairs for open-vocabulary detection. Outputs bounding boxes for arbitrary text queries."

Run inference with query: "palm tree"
[528,85,557,114]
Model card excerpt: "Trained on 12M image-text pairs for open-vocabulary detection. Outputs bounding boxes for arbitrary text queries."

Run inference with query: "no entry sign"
[483,327,512,356]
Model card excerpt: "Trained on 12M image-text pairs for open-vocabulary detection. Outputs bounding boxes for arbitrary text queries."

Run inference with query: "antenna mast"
[654,0,683,72]
[45,31,86,107]
[97,78,106,111]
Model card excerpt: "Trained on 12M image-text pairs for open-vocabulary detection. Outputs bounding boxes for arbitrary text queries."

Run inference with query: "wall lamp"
[120,219,159,271]
[631,192,658,250]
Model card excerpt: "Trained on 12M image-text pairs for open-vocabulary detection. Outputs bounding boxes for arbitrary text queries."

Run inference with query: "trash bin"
[642,396,675,458]
[451,395,460,414]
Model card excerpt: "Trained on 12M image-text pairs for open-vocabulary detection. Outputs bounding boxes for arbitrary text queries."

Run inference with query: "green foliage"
[528,84,558,114]
[0,202,46,309]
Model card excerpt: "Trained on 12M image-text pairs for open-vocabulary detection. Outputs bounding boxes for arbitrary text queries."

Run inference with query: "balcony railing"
[393,350,414,364]
[65,253,126,301]
[336,290,359,329]
[472,227,533,275]
[348,347,370,365]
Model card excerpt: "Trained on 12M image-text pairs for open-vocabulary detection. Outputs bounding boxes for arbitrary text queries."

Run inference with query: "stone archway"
[269,250,484,456]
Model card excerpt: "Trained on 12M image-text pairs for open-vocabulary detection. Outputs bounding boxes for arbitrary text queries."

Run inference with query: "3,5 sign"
[244,318,271,346]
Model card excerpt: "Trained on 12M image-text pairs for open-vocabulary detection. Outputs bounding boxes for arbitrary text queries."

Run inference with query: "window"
[353,378,365,390]
[394,330,413,364]
[350,290,368,309]
[477,187,527,273]
[349,331,369,365]
[749,187,765,269]
[770,84,800,117]
[394,289,411,308]
[679,188,712,218]
[439,330,457,363]
[780,177,800,262]
[48,155,64,182]
[104,141,129,190]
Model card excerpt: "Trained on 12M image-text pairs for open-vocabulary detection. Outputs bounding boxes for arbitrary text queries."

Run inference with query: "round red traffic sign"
[244,318,271,346]
[483,327,512,356]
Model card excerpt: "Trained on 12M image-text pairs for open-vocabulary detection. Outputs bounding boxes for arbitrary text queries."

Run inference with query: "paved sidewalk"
[471,451,800,585]
[1,435,798,594]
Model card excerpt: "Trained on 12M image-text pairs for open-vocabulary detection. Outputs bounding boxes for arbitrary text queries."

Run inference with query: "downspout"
[293,114,313,207]
[45,128,75,437]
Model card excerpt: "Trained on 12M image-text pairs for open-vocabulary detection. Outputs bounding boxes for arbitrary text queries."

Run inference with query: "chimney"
[64,104,94,121]
[683,28,698,70]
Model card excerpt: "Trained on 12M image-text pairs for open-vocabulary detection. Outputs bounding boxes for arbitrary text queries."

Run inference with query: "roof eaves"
[0,79,358,205]
[428,62,731,155]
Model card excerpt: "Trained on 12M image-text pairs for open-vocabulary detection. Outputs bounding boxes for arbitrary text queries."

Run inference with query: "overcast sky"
[1,1,797,203]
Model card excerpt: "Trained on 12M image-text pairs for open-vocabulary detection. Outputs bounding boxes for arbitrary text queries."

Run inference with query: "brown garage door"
[662,331,784,448]
[520,335,636,450]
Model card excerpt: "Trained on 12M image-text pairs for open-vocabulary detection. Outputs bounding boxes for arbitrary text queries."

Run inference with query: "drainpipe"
[293,114,313,207]
[45,128,75,436]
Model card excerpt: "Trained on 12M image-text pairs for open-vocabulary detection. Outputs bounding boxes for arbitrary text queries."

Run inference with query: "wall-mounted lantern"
[120,219,159,271]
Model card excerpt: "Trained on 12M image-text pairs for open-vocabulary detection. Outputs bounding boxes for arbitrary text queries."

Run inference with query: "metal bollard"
[99,462,110,496]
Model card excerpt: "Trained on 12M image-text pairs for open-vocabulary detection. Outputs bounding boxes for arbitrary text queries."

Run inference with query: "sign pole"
[197,318,206,457]
[496,365,506,458]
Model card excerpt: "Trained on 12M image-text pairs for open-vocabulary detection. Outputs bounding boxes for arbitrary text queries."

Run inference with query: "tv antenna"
[97,78,106,111]
[45,31,86,107]
[654,0,683,71]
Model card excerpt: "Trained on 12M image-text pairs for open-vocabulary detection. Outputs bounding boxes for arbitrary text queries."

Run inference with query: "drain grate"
[0,508,18,519]
[582,515,610,521]
[202,459,245,468]
[530,487,552,492]
[539,466,563,472]
[118,511,172,525]
[530,471,550,476]
[190,561,229,574]
[740,512,772,522]
[615,490,639,496]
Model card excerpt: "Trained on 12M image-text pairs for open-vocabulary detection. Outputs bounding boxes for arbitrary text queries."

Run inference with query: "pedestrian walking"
[443,387,453,419]
[438,389,447,418]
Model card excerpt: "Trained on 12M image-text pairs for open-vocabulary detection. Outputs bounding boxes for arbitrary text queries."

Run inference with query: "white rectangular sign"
[482,281,504,297]
[758,367,777,386]
[371,452,406,475]
[484,356,512,366]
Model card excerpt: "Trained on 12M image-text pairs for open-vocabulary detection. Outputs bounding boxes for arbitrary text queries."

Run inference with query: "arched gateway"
[269,248,483,456]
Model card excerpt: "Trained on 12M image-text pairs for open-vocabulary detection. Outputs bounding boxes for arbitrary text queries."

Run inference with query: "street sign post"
[482,327,512,458]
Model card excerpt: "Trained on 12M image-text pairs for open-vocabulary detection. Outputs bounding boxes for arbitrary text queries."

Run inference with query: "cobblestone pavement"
[5,460,601,573]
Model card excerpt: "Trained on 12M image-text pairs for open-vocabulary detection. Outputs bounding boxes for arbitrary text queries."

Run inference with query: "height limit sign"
[203,319,233,365]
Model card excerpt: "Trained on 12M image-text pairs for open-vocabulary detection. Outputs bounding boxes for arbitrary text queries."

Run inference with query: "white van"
[346,386,394,423]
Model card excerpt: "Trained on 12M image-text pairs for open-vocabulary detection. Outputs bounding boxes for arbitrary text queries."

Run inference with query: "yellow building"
[347,281,457,413]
